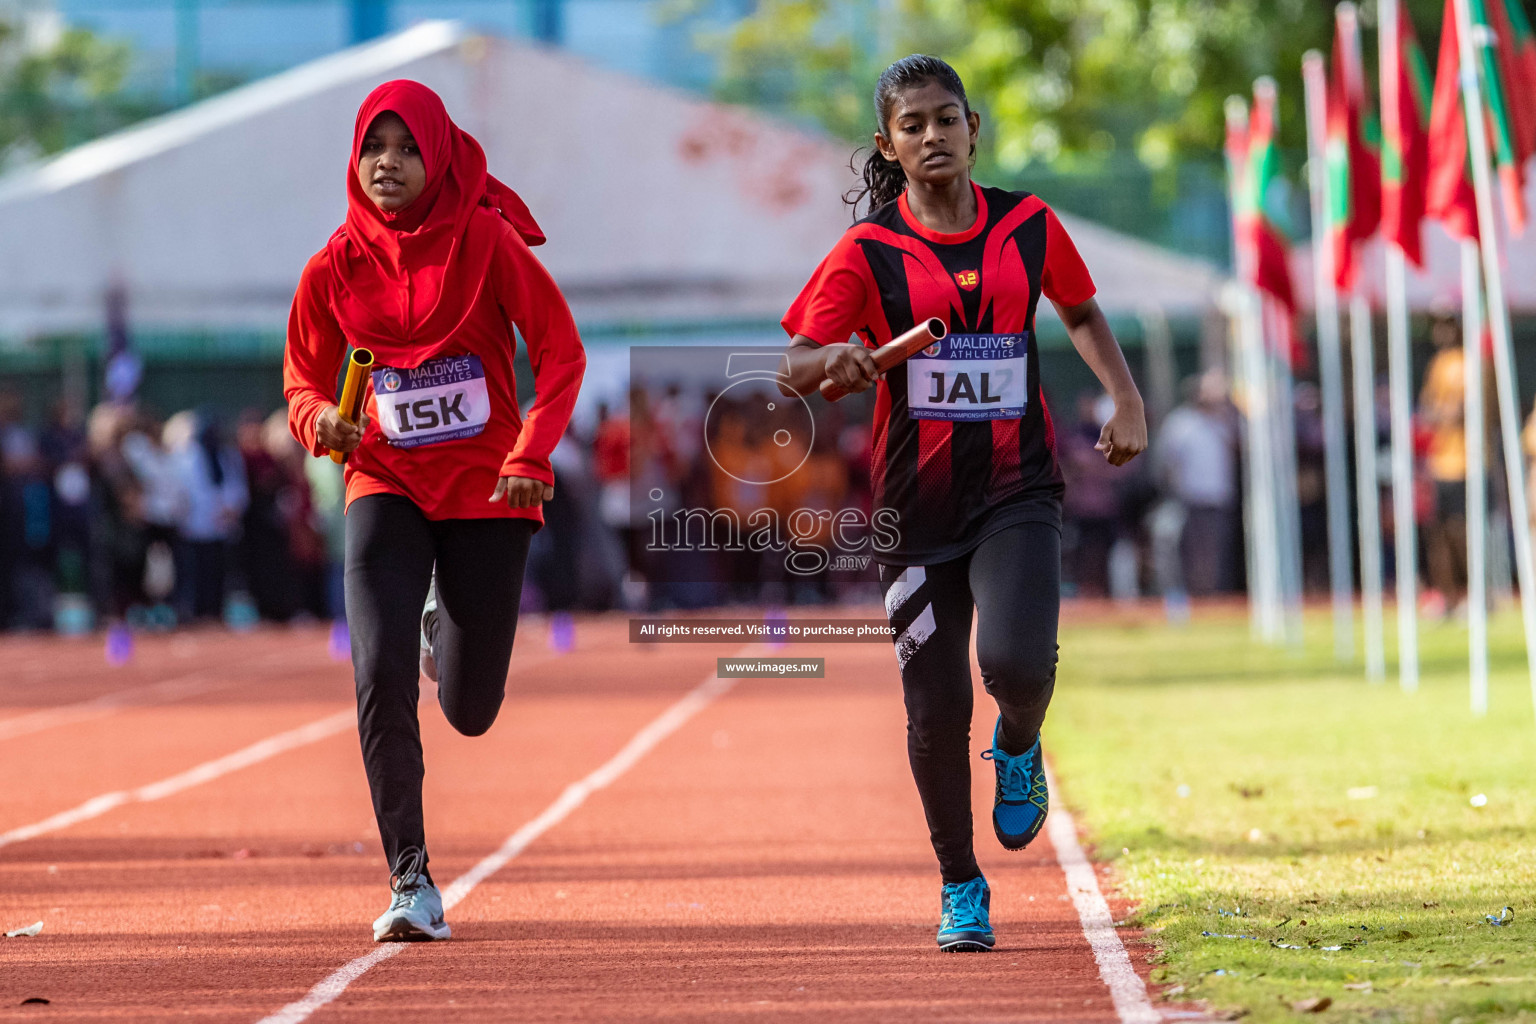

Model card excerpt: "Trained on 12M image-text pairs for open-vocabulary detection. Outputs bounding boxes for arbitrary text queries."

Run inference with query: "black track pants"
[345,493,534,878]
[878,520,1061,883]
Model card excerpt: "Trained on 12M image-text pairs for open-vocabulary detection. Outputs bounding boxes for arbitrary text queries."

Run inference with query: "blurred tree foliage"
[0,17,158,167]
[694,0,1461,175]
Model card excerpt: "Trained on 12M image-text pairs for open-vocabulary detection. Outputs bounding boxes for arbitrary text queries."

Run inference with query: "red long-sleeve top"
[283,220,586,526]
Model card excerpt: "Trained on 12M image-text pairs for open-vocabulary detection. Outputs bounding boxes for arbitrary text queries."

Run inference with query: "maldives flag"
[1481,0,1535,232]
[1427,0,1480,240]
[1234,83,1297,314]
[1494,0,1536,156]
[1380,0,1432,266]
[1327,5,1382,293]
[1225,96,1248,187]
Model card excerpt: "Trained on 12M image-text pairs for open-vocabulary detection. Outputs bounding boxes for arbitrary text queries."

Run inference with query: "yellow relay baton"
[329,347,375,465]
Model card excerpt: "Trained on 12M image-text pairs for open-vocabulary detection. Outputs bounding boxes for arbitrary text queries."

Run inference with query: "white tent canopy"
[0,21,1223,340]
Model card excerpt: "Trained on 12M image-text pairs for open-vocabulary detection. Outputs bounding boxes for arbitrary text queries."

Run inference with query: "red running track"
[0,615,1168,1023]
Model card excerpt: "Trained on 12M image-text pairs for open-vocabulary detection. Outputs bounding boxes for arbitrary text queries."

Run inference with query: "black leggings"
[878,520,1060,883]
[345,493,535,878]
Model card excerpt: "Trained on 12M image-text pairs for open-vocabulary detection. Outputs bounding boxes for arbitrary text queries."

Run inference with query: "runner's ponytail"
[844,55,972,220]
[847,148,909,217]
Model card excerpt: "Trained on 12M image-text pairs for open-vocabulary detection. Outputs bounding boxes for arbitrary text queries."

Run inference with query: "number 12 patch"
[906,333,1028,421]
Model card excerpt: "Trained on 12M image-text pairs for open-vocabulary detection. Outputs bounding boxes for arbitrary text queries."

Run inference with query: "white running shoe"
[419,574,439,683]
[372,848,450,942]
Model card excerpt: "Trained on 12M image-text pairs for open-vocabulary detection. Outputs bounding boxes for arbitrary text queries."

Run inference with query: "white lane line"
[0,710,354,851]
[0,672,225,742]
[1044,761,1161,1024]
[0,647,328,743]
[256,670,740,1024]
[0,643,581,848]
[260,946,408,1018]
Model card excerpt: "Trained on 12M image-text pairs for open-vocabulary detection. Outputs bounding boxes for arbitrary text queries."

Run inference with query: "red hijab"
[327,80,544,359]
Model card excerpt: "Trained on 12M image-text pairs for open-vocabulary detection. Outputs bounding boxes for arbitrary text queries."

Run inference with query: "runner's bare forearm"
[780,336,831,397]
[782,336,882,399]
[1054,298,1142,410]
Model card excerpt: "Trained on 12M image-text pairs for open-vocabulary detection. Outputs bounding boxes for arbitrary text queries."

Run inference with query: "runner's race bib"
[372,354,490,448]
[906,333,1028,421]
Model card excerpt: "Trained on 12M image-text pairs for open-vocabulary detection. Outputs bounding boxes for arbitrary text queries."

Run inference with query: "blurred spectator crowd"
[5,323,1528,633]
[574,380,878,609]
[559,370,1252,612]
[0,394,345,633]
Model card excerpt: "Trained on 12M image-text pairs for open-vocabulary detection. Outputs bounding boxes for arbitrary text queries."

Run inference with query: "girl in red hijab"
[284,80,585,942]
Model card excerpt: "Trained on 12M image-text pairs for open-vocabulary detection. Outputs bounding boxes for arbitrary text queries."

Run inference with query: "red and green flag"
[1327,5,1382,293]
[1427,0,1481,239]
[1497,0,1536,153]
[1227,86,1303,365]
[1231,84,1297,314]
[1480,0,1535,232]
[1225,99,1248,188]
[1380,0,1433,266]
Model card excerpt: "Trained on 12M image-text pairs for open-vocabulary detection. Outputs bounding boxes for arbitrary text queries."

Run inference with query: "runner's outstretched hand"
[491,476,555,508]
[1094,402,1147,467]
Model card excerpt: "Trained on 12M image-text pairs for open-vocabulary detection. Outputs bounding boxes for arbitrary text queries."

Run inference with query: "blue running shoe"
[980,718,1049,850]
[937,875,995,952]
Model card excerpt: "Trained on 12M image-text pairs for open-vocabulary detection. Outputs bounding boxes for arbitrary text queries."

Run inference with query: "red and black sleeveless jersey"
[782,182,1096,565]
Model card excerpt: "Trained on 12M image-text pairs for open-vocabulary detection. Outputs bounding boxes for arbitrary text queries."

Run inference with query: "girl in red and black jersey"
[781,56,1145,952]
[284,80,585,942]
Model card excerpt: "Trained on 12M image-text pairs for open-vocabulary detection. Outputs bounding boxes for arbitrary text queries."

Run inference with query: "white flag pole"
[1223,97,1261,638]
[1249,304,1284,644]
[1379,0,1421,691]
[1243,286,1283,643]
[1226,95,1284,643]
[1462,240,1489,713]
[1453,0,1536,712]
[1253,76,1306,648]
[1227,292,1265,639]
[1267,301,1307,647]
[1338,2,1388,681]
[1303,50,1358,661]
[1351,292,1388,681]
[1385,248,1419,689]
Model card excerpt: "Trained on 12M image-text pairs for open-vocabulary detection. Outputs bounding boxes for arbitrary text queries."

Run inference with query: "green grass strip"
[1050,606,1536,1022]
